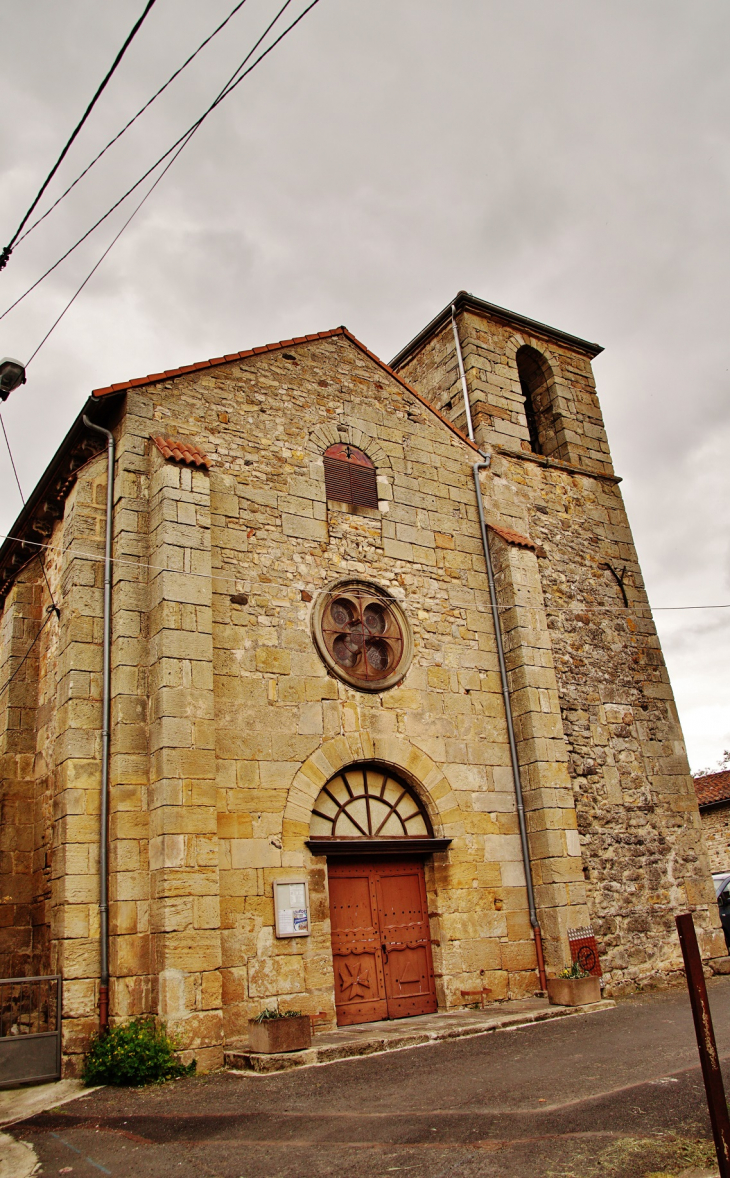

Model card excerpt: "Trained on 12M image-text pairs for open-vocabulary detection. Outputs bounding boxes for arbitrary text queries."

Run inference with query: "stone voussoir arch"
[307,423,391,470]
[283,734,463,843]
[504,332,563,380]
[503,334,573,406]
[503,332,578,449]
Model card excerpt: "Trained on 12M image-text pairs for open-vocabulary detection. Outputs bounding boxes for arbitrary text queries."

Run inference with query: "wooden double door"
[328,858,437,1026]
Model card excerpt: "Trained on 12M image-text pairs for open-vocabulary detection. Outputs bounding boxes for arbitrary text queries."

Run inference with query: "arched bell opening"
[515,345,562,458]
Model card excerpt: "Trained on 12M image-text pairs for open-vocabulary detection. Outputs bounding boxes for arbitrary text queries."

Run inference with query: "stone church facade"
[0,292,723,1072]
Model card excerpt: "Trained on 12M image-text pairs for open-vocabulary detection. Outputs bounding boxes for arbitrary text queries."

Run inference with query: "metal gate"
[0,976,62,1088]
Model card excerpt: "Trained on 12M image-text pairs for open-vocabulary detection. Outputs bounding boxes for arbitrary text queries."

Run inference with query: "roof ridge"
[91,327,348,397]
[92,324,481,456]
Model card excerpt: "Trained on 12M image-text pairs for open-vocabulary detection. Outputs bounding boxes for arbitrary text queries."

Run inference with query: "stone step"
[225,999,616,1075]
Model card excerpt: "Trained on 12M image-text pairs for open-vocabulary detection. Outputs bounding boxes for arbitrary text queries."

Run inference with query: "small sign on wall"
[274,879,310,938]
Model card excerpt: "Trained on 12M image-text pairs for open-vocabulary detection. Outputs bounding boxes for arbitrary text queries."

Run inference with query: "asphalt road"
[10,978,730,1178]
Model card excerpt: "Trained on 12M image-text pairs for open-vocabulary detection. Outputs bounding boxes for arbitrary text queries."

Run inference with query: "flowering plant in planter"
[557,962,590,980]
[248,1009,312,1054]
[547,961,601,1006]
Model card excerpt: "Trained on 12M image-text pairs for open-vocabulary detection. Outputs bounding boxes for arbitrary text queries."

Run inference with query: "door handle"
[381,942,389,962]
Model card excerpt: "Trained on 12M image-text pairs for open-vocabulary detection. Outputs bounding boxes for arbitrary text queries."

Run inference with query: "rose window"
[312,582,413,691]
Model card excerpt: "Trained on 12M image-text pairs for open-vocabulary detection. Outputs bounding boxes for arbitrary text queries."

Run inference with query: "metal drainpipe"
[472,457,548,992]
[451,303,475,443]
[82,415,115,1032]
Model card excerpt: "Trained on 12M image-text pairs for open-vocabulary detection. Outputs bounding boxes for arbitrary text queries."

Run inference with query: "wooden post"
[676,912,730,1177]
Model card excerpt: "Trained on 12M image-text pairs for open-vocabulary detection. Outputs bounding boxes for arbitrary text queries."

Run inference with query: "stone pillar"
[108,404,153,1022]
[488,531,590,971]
[147,451,222,1070]
[0,575,43,977]
[52,461,108,1066]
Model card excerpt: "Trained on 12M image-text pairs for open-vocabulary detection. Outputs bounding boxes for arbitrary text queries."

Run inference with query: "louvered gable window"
[323,444,378,508]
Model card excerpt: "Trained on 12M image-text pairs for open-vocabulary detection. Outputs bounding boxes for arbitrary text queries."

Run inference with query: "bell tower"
[391,290,611,477]
[392,292,722,988]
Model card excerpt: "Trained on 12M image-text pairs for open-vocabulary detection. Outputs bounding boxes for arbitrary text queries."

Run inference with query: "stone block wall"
[51,459,110,1056]
[487,533,588,969]
[397,303,724,991]
[2,330,587,1071]
[699,807,730,873]
[395,307,613,476]
[0,572,46,977]
[2,308,721,1073]
[140,333,552,1043]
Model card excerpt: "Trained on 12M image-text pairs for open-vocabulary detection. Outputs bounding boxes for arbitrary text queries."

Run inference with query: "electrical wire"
[25,129,194,366]
[0,413,26,505]
[15,0,251,249]
[0,0,159,272]
[1,0,321,332]
[0,530,729,612]
[0,414,59,612]
[0,607,56,700]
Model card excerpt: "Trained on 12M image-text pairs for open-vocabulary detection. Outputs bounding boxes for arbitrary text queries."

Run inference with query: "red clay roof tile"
[694,770,730,808]
[489,523,537,551]
[151,435,211,469]
[92,326,481,456]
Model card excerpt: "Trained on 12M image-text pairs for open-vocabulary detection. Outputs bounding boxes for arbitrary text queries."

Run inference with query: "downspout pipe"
[472,457,548,992]
[82,415,115,1032]
[451,303,475,443]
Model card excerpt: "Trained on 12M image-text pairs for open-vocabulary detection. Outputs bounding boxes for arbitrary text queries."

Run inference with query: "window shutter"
[324,456,354,502]
[323,445,378,508]
[349,463,378,507]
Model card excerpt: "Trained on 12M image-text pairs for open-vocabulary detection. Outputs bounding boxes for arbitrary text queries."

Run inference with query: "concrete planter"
[248,1016,312,1054]
[546,976,601,1006]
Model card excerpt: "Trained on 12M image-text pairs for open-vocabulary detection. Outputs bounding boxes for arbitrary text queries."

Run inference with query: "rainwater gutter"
[472,455,548,993]
[451,303,475,443]
[82,415,115,1032]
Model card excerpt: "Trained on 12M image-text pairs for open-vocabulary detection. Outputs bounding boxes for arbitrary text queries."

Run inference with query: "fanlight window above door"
[310,766,431,840]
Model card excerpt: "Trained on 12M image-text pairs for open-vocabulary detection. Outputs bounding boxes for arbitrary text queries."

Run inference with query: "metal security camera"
[0,358,26,401]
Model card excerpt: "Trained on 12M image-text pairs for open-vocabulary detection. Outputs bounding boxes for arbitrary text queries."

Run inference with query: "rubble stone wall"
[2,307,722,1073]
[136,333,553,1050]
[1,331,597,1071]
[397,307,724,994]
[699,807,730,873]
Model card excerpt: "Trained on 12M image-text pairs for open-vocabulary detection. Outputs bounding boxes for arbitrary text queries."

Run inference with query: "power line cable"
[15,0,251,249]
[1,531,729,612]
[1,0,321,330]
[0,608,56,701]
[22,0,308,361]
[0,413,26,505]
[0,0,159,272]
[0,413,60,612]
[25,129,195,366]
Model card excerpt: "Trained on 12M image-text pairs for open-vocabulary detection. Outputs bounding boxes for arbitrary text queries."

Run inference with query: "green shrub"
[82,1017,196,1087]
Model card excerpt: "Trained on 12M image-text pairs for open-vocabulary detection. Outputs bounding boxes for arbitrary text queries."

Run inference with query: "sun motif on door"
[309,766,431,840]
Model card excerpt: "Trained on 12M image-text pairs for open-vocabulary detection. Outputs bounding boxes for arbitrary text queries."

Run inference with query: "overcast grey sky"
[1,0,728,771]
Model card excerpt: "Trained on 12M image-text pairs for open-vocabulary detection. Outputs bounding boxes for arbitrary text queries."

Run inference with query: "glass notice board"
[274,879,311,938]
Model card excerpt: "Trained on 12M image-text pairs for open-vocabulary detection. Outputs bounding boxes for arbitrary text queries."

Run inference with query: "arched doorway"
[308,764,447,1027]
